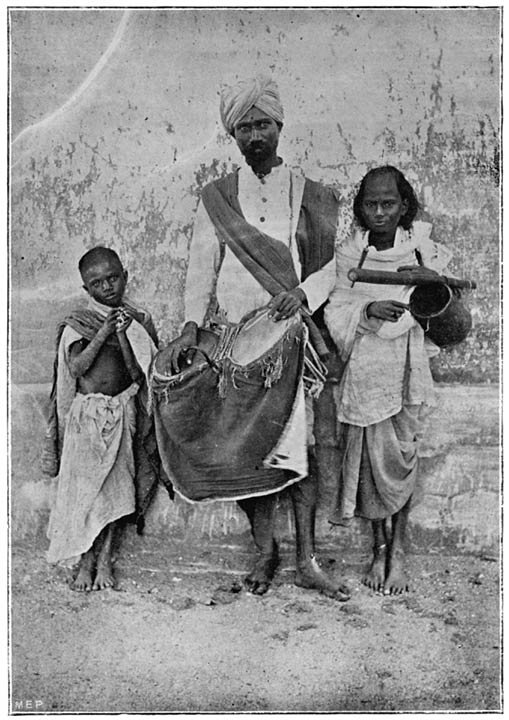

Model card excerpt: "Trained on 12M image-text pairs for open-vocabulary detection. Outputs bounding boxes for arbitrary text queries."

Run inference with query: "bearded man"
[159,76,349,601]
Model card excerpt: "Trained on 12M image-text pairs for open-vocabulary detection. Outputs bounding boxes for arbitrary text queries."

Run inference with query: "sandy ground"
[9,528,501,714]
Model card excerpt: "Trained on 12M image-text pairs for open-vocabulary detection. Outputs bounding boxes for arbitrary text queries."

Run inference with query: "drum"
[409,283,472,347]
[150,307,307,502]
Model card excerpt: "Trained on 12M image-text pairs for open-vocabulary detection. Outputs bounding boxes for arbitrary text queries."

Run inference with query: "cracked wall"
[10,8,500,550]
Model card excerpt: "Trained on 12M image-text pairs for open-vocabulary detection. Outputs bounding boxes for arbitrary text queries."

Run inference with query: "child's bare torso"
[72,340,134,396]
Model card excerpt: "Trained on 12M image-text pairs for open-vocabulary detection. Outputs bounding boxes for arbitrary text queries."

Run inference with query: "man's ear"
[82,284,90,296]
[123,269,129,283]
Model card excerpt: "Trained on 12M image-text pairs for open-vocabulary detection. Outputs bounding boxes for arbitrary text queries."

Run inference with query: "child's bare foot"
[92,562,116,591]
[72,566,93,592]
[363,544,387,593]
[384,549,409,595]
[244,543,279,596]
[72,553,94,592]
[295,555,350,601]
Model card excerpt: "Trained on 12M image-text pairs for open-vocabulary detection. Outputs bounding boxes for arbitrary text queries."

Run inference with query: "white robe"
[184,164,338,481]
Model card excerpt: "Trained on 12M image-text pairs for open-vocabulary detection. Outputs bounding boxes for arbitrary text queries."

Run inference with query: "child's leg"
[384,495,412,595]
[72,548,95,592]
[92,522,118,590]
[363,519,388,592]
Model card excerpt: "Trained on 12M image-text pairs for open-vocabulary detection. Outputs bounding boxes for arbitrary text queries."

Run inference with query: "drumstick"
[347,268,477,290]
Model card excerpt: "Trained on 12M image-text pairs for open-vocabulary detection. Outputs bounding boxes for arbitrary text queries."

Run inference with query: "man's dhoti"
[46,384,138,566]
[329,405,424,525]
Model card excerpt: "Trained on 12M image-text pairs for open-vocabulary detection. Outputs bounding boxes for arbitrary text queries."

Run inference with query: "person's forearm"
[117,332,143,382]
[68,332,108,378]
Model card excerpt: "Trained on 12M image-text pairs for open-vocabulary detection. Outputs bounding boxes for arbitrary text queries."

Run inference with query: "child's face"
[361,174,409,237]
[81,258,127,307]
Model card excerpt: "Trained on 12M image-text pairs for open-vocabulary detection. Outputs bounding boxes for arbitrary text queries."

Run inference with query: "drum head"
[230,308,301,367]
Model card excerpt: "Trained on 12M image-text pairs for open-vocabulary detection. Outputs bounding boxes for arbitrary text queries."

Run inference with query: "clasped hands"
[367,265,440,322]
[99,307,134,337]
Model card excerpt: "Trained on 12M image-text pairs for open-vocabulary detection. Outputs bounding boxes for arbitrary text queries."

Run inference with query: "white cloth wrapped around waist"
[46,384,139,566]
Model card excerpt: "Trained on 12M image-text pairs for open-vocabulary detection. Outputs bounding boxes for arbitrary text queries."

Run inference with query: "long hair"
[353,166,420,231]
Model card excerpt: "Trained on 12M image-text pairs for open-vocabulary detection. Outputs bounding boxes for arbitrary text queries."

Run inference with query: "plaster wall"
[10,8,501,551]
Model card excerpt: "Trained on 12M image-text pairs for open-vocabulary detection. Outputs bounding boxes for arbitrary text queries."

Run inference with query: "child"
[324,166,451,595]
[45,247,159,591]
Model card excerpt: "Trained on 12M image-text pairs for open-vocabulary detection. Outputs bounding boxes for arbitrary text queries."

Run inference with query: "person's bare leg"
[292,476,350,601]
[92,522,117,590]
[238,495,279,595]
[384,496,412,595]
[72,548,95,592]
[363,519,388,593]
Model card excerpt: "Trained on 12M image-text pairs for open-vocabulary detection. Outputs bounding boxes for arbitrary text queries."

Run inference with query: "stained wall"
[10,8,500,551]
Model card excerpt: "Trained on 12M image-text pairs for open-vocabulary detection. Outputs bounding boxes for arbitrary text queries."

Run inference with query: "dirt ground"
[9,527,501,714]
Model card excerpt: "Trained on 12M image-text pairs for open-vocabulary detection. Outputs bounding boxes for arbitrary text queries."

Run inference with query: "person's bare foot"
[384,549,409,595]
[295,555,350,601]
[92,561,116,591]
[244,542,279,595]
[72,554,94,592]
[363,543,388,593]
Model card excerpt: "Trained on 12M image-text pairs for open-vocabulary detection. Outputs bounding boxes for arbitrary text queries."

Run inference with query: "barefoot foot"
[384,550,409,595]
[92,562,116,591]
[72,565,94,592]
[244,542,279,596]
[71,552,95,592]
[363,544,388,593]
[295,555,350,601]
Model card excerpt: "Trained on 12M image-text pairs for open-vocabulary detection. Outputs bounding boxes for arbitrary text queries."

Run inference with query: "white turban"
[219,75,284,135]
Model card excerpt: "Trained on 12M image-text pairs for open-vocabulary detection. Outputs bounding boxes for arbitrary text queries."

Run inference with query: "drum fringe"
[261,351,284,388]
[303,342,328,399]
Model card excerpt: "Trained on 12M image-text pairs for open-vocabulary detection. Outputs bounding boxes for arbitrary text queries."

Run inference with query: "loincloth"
[329,405,425,524]
[46,384,139,566]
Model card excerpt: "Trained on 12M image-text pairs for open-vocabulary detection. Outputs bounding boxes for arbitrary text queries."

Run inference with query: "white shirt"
[184,164,336,325]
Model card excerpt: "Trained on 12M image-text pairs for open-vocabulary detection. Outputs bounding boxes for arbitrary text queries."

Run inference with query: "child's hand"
[115,307,132,334]
[98,310,120,338]
[397,265,441,281]
[366,300,408,322]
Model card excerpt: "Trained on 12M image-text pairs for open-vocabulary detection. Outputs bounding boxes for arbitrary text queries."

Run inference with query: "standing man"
[162,75,349,600]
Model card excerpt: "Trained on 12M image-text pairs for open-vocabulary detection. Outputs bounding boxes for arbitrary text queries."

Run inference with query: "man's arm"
[67,310,118,378]
[184,200,221,326]
[268,258,336,321]
[299,258,336,313]
[163,200,220,374]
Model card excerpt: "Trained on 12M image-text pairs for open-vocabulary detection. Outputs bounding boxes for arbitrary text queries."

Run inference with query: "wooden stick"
[347,268,477,290]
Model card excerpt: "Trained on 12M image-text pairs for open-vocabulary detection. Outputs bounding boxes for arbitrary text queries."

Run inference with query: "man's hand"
[164,322,198,375]
[366,300,409,322]
[268,288,307,322]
